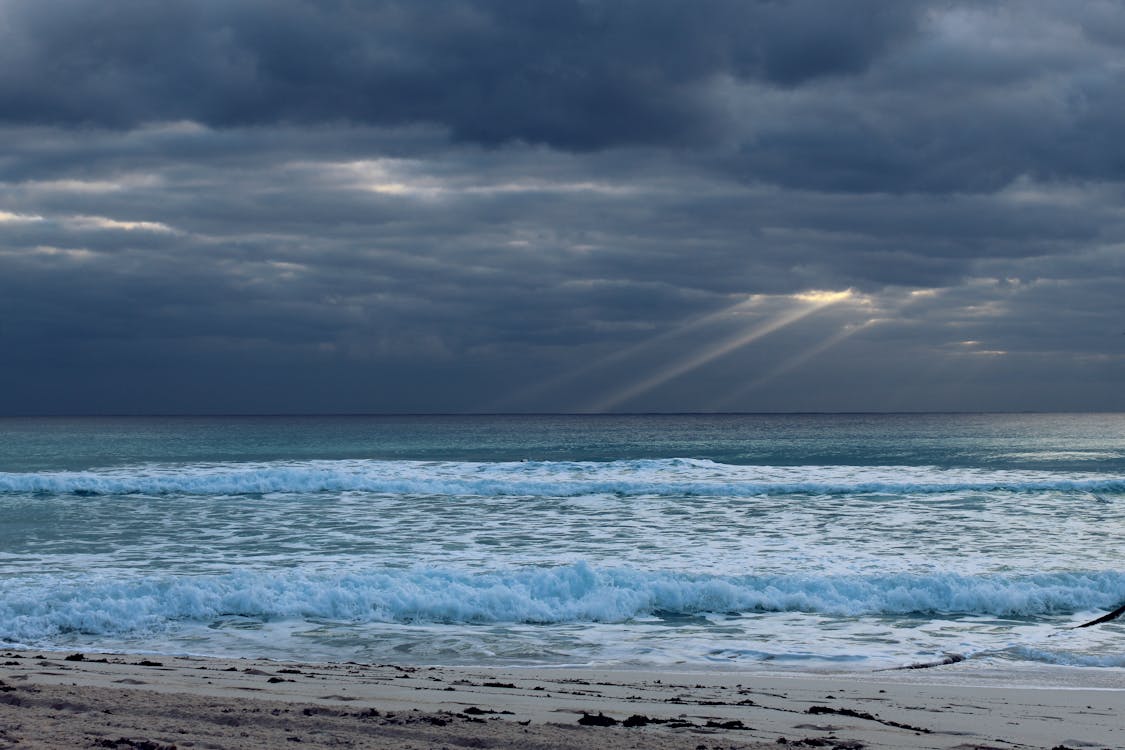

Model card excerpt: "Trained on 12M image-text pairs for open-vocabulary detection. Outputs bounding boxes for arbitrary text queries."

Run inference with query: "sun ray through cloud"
[585,290,855,412]
[484,293,763,412]
[708,318,879,411]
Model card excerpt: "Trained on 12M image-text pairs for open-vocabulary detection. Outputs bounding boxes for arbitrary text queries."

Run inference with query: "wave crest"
[1,459,1122,497]
[3,564,1123,642]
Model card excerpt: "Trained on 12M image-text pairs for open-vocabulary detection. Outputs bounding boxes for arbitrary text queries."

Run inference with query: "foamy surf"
[3,414,1124,671]
[2,564,1123,670]
[3,564,1124,639]
[1,458,1123,497]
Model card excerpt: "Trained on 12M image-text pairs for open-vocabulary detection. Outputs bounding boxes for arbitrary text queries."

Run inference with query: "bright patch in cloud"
[66,215,177,233]
[30,245,96,260]
[0,210,44,223]
[792,289,856,305]
[314,160,639,199]
[24,175,163,193]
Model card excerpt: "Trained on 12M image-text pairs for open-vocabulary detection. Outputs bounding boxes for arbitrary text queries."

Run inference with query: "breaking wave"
[1,458,1122,497]
[3,563,1123,643]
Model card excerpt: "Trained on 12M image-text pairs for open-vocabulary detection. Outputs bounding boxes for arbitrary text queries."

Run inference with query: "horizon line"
[1,410,1121,418]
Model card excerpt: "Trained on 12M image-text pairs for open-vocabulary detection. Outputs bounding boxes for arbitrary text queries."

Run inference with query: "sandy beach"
[2,650,1122,750]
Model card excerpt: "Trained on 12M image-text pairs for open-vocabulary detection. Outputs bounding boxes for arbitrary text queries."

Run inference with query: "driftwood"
[876,653,966,672]
[1074,601,1125,629]
[873,600,1125,673]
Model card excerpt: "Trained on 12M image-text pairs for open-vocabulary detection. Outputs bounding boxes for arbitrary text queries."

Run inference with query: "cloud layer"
[2,0,1124,413]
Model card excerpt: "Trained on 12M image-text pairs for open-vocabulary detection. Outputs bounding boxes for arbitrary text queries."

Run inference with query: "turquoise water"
[5,413,1125,471]
[1,413,1124,671]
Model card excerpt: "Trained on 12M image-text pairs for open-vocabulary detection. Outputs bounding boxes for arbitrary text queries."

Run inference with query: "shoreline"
[3,649,1123,749]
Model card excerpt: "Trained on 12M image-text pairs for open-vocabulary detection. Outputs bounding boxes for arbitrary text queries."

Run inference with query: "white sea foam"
[4,415,1123,671]
[1,459,1122,497]
[2,564,1123,644]
[1006,646,1125,668]
[4,451,1122,670]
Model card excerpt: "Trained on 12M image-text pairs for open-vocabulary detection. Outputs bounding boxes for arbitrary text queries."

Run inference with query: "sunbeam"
[709,318,879,410]
[485,293,763,412]
[585,290,854,412]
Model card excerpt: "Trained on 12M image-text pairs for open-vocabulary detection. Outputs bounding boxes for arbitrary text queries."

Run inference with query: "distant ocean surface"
[2,413,1124,673]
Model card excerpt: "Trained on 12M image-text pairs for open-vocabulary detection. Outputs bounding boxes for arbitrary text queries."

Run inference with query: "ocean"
[2,413,1124,675]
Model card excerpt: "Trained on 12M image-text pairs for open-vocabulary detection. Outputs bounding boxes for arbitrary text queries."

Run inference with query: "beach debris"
[92,739,177,750]
[622,714,655,727]
[577,711,619,726]
[300,706,347,717]
[876,653,966,671]
[461,706,513,715]
[807,706,930,734]
[1073,601,1125,628]
[63,652,85,662]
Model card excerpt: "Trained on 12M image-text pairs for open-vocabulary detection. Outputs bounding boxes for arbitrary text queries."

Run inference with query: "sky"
[2,0,1124,415]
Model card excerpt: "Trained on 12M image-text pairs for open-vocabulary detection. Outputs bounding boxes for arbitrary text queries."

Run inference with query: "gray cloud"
[2,1,1124,414]
[0,0,919,146]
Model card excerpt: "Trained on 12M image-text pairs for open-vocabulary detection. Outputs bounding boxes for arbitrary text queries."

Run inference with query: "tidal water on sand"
[2,413,1123,673]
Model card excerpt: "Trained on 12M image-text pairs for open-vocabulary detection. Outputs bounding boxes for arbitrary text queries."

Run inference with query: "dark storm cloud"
[0,0,919,147]
[3,1,1124,189]
[3,0,1125,413]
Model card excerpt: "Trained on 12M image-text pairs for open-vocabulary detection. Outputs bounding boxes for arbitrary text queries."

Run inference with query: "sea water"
[1,413,1123,674]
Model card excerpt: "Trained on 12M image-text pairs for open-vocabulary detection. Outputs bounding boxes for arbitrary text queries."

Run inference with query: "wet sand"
[2,649,1123,749]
